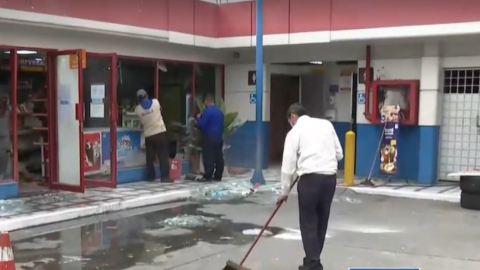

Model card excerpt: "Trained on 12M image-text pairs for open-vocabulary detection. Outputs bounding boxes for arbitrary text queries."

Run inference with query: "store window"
[159,62,192,129]
[0,50,13,182]
[117,58,156,128]
[195,64,223,105]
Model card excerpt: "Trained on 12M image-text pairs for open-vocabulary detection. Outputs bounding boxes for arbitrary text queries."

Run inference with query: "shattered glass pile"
[189,181,255,202]
[0,199,27,217]
[159,215,220,228]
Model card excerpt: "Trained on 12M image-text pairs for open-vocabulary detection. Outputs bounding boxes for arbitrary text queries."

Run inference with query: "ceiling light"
[310,61,323,65]
[4,50,37,55]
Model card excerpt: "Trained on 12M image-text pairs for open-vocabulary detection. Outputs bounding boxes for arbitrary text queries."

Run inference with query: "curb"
[349,187,460,203]
[1,189,191,232]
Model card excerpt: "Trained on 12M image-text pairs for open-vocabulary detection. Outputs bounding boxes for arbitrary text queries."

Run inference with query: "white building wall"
[0,22,227,64]
[224,64,269,121]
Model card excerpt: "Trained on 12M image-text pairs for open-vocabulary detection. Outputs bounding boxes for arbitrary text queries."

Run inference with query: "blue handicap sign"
[357,92,366,104]
[249,93,257,104]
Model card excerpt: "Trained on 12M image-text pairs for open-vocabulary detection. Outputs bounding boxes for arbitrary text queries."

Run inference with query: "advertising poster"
[380,105,400,175]
[101,130,146,169]
[84,132,102,175]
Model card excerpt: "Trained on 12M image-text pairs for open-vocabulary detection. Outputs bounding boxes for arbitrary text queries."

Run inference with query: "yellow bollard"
[343,130,356,186]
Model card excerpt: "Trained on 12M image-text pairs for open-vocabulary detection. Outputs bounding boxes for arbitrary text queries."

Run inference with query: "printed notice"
[91,84,105,100]
[90,103,104,118]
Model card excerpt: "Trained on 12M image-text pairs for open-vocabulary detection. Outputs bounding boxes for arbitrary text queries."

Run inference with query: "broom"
[222,178,299,270]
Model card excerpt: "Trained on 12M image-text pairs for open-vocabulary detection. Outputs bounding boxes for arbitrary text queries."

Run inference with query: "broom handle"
[239,178,299,266]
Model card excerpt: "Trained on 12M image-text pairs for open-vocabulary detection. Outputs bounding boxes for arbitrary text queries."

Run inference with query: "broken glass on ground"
[189,181,255,202]
[159,215,221,228]
[0,199,28,217]
[189,180,282,202]
[333,188,362,204]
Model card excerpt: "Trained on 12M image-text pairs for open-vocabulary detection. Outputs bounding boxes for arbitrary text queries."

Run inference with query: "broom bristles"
[222,260,251,270]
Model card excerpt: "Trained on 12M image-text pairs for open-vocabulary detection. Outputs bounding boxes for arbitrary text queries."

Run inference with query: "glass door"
[48,50,85,192]
[83,53,118,188]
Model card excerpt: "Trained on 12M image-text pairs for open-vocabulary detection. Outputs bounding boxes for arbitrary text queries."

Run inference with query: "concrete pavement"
[9,188,480,270]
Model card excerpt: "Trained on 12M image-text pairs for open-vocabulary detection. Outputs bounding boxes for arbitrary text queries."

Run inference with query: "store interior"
[0,48,221,194]
[0,49,49,195]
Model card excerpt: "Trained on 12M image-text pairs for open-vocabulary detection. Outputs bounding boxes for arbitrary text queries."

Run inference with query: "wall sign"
[357,92,366,104]
[249,93,257,104]
[358,67,374,85]
[248,70,256,85]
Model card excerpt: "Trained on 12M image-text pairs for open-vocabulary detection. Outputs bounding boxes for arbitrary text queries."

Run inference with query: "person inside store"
[196,93,224,182]
[134,89,170,182]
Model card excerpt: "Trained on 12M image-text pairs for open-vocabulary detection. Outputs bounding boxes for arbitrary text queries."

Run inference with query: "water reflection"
[12,204,284,270]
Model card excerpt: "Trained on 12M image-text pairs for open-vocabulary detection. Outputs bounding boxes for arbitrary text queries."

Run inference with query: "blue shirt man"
[196,94,225,181]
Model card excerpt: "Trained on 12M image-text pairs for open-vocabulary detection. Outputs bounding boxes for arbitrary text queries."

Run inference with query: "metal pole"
[251,0,266,186]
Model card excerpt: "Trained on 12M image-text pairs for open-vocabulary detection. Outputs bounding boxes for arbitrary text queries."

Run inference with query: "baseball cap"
[136,89,147,97]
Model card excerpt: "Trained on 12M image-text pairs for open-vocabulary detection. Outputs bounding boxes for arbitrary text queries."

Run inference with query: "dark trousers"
[145,132,170,181]
[298,173,336,270]
[201,137,224,180]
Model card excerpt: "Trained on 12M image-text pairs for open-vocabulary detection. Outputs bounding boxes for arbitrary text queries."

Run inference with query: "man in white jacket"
[277,103,343,270]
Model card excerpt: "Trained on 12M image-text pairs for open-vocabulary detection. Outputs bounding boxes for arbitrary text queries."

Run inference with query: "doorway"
[0,47,53,196]
[82,53,118,188]
[269,75,300,164]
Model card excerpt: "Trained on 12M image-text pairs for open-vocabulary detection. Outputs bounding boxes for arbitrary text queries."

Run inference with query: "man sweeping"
[135,89,170,182]
[277,103,343,270]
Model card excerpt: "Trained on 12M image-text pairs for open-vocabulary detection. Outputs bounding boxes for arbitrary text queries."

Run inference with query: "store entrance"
[82,53,118,188]
[0,48,53,195]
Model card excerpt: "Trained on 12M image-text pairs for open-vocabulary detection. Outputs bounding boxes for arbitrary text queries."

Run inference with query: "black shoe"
[298,266,323,270]
[213,178,222,182]
[198,178,212,183]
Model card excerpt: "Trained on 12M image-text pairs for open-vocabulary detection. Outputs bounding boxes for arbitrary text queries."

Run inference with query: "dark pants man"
[298,173,336,270]
[202,137,224,181]
[145,132,170,182]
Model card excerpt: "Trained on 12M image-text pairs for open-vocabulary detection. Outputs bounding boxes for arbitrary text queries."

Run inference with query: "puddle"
[12,203,286,270]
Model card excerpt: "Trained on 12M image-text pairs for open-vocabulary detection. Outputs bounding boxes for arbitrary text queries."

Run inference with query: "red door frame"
[9,49,19,183]
[84,52,118,188]
[48,49,85,193]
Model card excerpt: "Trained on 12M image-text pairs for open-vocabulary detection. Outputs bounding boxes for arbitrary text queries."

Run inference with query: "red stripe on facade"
[194,0,218,37]
[0,0,170,30]
[289,0,331,33]
[168,0,194,34]
[217,2,252,37]
[331,0,480,30]
[0,0,479,37]
[251,0,290,35]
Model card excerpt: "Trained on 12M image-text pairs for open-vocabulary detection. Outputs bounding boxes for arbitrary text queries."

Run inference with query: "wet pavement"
[9,186,480,270]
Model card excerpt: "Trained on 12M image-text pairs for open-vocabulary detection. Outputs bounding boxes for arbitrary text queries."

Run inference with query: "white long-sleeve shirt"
[280,115,343,196]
